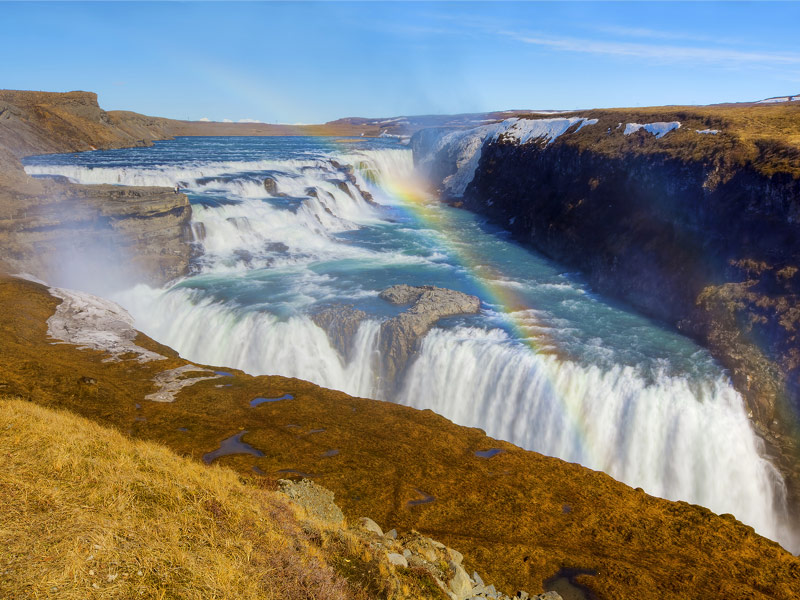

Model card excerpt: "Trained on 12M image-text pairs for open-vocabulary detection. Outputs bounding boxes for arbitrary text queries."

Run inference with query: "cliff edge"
[0,90,190,286]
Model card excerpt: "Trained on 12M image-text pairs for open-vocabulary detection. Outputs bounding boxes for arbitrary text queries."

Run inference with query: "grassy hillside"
[0,398,354,599]
[2,274,800,599]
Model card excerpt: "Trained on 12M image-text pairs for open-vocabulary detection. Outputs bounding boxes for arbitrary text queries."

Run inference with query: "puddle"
[323,449,340,457]
[177,427,189,432]
[135,403,141,410]
[134,417,146,422]
[544,568,599,600]
[202,430,264,465]
[252,466,266,475]
[284,424,300,429]
[215,371,234,377]
[215,384,233,388]
[407,488,436,507]
[562,504,573,514]
[250,393,294,407]
[475,448,503,458]
[307,428,326,434]
[277,469,314,478]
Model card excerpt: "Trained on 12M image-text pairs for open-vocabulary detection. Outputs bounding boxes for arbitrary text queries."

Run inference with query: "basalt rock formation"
[312,305,369,360]
[2,273,800,599]
[311,286,481,389]
[412,106,800,511]
[378,285,481,385]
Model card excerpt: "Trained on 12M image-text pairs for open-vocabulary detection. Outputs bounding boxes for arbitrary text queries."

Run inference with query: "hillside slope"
[1,273,799,599]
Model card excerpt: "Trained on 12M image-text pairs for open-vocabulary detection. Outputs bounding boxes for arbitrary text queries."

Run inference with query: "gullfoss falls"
[25,135,797,552]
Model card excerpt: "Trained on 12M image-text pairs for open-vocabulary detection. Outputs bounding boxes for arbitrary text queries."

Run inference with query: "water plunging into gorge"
[25,136,797,552]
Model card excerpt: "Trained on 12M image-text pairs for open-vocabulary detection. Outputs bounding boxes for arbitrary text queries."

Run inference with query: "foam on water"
[26,136,799,552]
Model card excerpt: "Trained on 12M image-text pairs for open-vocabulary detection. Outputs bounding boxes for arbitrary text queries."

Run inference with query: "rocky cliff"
[0,90,190,285]
[412,104,800,505]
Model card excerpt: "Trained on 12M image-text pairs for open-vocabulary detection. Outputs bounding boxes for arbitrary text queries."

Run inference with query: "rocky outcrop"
[278,478,560,600]
[310,286,481,388]
[0,90,174,157]
[311,304,368,360]
[0,177,192,286]
[0,90,191,285]
[379,285,481,385]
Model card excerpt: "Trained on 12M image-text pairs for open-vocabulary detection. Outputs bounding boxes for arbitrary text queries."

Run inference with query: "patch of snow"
[494,117,598,145]
[696,129,720,135]
[624,121,681,139]
[415,116,599,198]
[145,364,220,403]
[756,94,800,104]
[46,286,166,363]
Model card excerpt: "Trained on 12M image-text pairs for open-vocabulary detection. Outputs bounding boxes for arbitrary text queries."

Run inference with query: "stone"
[378,285,480,386]
[387,552,408,568]
[311,305,367,360]
[385,528,398,540]
[448,547,464,566]
[277,478,345,526]
[263,176,279,196]
[358,516,383,536]
[403,548,412,559]
[473,571,484,586]
[448,560,472,599]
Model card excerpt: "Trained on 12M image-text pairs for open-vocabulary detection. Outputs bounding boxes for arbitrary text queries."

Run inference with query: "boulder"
[378,285,481,386]
[358,516,383,537]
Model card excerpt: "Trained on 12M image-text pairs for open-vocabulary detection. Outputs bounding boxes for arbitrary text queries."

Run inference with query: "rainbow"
[368,166,595,460]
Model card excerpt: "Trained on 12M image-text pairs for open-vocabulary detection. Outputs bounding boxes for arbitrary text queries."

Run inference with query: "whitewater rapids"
[25,136,798,552]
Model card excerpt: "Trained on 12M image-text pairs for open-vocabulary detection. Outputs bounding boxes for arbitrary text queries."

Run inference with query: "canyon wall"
[412,108,800,482]
[0,90,191,285]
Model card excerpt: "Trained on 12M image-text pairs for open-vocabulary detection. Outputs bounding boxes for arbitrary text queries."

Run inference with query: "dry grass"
[0,398,352,600]
[512,102,800,178]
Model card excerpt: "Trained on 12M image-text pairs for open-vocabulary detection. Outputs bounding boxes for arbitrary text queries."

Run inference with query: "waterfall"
[31,137,798,553]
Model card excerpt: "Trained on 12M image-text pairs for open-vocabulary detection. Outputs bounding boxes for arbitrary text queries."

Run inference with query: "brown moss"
[2,274,800,599]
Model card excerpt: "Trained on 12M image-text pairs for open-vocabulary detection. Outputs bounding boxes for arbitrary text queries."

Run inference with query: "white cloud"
[237,118,262,123]
[502,31,800,67]
[198,117,212,122]
[222,119,233,123]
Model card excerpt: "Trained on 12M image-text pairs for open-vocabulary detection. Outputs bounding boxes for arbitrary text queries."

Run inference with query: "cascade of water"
[32,139,797,552]
[396,326,792,550]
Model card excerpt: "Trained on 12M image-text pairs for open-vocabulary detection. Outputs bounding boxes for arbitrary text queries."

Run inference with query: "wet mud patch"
[475,448,503,458]
[277,468,315,479]
[202,430,264,464]
[407,488,436,507]
[544,568,599,600]
[250,393,294,407]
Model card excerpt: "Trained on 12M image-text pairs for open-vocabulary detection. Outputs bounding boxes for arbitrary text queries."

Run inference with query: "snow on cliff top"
[757,95,800,104]
[495,117,599,145]
[624,122,681,139]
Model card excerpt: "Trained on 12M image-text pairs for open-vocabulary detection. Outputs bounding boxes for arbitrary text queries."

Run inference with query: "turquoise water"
[24,136,796,551]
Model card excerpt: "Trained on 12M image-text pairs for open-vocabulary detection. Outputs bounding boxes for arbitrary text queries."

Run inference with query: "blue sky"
[3,1,800,122]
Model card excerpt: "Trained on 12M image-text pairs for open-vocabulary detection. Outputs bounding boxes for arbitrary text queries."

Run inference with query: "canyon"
[2,89,800,598]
